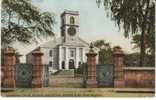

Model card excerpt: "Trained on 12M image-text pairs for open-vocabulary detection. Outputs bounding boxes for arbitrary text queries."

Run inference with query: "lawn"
[1,87,155,97]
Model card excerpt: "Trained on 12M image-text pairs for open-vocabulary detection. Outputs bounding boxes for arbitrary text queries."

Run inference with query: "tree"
[131,33,155,67]
[96,0,155,66]
[1,0,55,48]
[124,52,155,67]
[131,34,141,50]
[93,40,113,64]
[132,34,155,55]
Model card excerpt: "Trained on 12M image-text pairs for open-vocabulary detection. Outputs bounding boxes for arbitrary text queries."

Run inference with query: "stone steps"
[54,69,75,76]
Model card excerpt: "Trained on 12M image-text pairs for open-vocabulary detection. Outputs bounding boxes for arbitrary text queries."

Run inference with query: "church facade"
[26,10,98,72]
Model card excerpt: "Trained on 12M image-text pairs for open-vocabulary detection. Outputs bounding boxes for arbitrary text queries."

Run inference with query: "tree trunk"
[139,1,151,67]
[140,29,146,66]
[140,16,150,66]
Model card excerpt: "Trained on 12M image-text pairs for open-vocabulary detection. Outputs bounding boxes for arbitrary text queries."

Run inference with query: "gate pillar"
[86,43,97,88]
[2,48,16,88]
[32,47,43,88]
[113,46,124,88]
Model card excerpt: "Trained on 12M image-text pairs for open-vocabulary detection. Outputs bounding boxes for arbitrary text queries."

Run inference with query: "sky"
[13,0,137,62]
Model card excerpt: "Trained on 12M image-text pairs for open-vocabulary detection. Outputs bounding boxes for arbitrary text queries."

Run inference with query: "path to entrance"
[49,70,82,88]
[49,72,81,88]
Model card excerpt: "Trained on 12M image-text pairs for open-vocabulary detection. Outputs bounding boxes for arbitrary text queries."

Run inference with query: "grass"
[1,87,155,97]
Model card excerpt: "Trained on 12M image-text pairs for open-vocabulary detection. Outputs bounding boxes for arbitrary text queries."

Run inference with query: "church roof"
[39,37,62,48]
[61,10,79,17]
[26,36,90,56]
[59,37,89,47]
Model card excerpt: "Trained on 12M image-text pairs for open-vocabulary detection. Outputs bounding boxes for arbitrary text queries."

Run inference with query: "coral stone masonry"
[86,43,97,88]
[32,47,44,88]
[113,46,124,88]
[2,48,16,88]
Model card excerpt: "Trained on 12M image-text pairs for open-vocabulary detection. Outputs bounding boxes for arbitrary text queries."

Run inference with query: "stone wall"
[112,46,155,89]
[124,67,155,88]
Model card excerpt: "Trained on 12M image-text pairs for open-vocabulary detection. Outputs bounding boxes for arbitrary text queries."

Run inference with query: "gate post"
[113,46,124,88]
[86,43,97,88]
[2,48,16,88]
[32,47,43,88]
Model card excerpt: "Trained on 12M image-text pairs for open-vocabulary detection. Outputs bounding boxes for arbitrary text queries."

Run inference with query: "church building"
[26,10,98,72]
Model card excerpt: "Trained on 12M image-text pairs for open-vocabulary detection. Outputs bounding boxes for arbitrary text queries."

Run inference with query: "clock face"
[68,27,76,36]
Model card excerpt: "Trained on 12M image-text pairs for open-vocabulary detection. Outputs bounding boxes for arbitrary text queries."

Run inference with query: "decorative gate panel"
[15,63,32,88]
[96,64,114,87]
[81,63,87,88]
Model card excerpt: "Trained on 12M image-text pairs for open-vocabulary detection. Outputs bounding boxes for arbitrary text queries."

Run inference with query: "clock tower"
[60,10,79,42]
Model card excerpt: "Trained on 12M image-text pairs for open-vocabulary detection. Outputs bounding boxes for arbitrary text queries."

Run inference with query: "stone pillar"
[32,47,43,88]
[82,48,86,62]
[86,43,97,88]
[2,48,16,88]
[76,47,79,68]
[113,46,124,88]
[65,47,69,70]
[59,46,62,70]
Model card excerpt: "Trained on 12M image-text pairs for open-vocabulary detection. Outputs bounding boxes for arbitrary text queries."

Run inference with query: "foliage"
[124,53,155,67]
[132,34,141,49]
[132,34,155,54]
[96,0,155,37]
[93,40,113,64]
[96,0,155,66]
[1,0,55,48]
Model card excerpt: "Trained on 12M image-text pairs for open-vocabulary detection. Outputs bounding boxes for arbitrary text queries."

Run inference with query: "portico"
[58,45,86,70]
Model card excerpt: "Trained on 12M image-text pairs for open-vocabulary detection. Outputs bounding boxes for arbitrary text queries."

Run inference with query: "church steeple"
[60,10,79,42]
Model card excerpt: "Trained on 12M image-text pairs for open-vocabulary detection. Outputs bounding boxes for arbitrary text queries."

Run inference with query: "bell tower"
[60,10,79,42]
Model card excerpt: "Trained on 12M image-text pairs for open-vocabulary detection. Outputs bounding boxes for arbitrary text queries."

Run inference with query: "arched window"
[62,61,65,69]
[49,61,53,67]
[62,18,65,25]
[49,50,53,57]
[69,59,75,69]
[70,50,74,57]
[78,61,82,67]
[70,16,75,24]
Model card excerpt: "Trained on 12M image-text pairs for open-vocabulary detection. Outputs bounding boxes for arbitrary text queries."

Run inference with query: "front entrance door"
[69,59,75,69]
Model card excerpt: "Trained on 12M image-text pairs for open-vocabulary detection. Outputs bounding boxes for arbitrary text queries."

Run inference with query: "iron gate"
[43,64,49,87]
[15,63,32,88]
[96,64,114,87]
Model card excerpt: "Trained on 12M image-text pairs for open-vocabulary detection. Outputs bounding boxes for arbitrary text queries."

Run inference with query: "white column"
[59,46,62,70]
[65,47,69,70]
[76,47,79,68]
[82,48,86,63]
